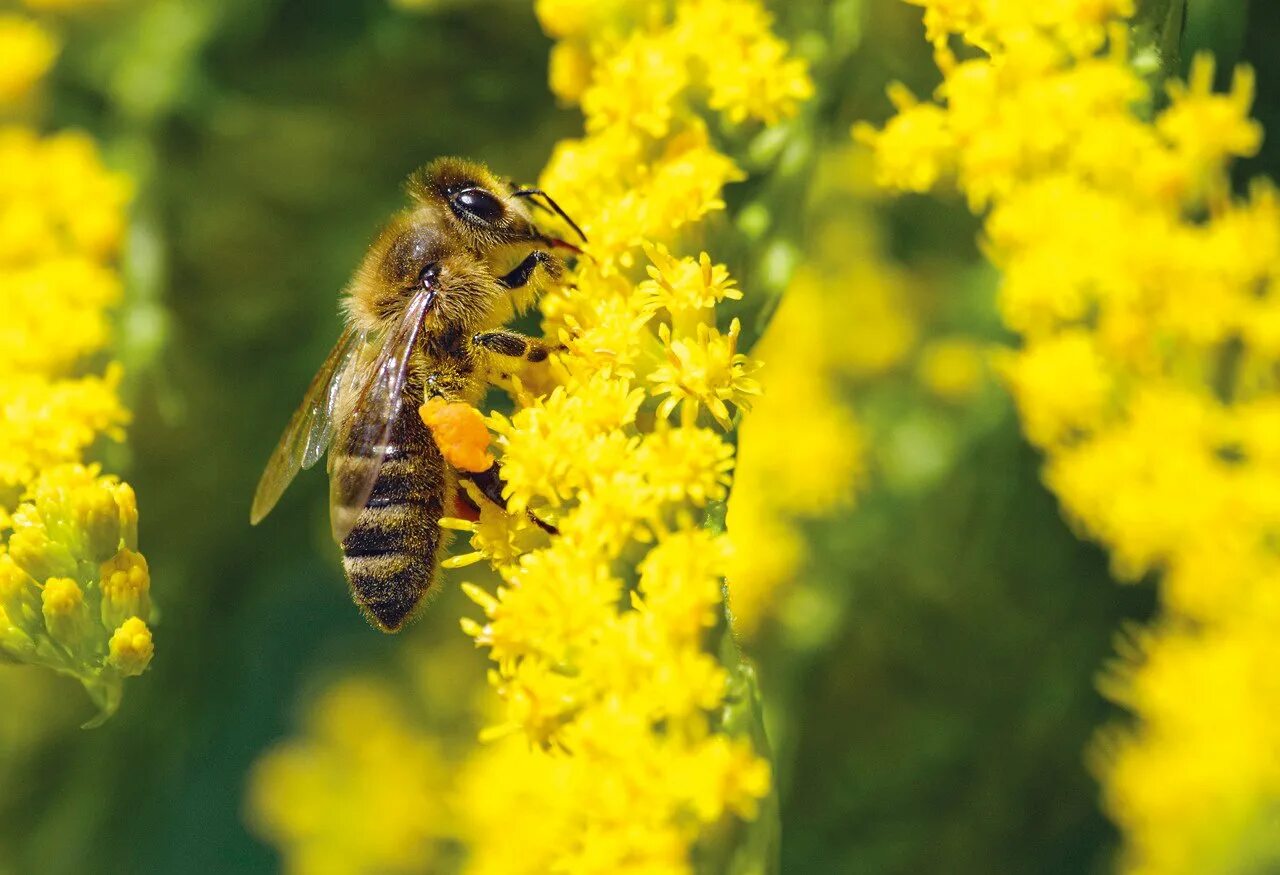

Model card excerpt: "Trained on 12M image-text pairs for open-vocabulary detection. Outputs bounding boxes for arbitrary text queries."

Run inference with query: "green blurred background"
[0,0,1273,873]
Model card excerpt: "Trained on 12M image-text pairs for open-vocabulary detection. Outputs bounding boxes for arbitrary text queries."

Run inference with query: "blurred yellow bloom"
[20,0,122,10]
[247,678,452,875]
[917,338,987,402]
[582,30,687,139]
[865,2,1280,871]
[0,15,57,107]
[999,331,1112,447]
[0,368,129,500]
[855,83,954,193]
[674,0,813,125]
[726,267,865,636]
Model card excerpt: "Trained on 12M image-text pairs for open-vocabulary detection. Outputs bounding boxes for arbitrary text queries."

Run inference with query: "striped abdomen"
[333,399,451,631]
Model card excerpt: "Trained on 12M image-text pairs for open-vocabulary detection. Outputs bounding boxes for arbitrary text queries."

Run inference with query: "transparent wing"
[250,326,364,525]
[328,288,433,543]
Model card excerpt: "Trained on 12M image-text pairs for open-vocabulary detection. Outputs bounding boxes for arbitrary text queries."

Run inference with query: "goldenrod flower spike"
[246,678,451,875]
[2,466,155,724]
[0,52,153,723]
[449,1,805,871]
[863,3,1280,871]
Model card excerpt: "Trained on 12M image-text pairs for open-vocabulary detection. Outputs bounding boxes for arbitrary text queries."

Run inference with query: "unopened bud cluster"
[1,464,153,725]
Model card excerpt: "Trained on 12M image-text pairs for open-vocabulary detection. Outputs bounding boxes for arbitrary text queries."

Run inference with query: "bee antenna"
[512,189,588,244]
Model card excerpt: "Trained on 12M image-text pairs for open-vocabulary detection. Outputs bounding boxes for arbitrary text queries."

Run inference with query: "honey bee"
[250,157,582,632]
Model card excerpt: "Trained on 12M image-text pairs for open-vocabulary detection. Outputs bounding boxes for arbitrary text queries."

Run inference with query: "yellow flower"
[639,244,741,320]
[865,2,1280,871]
[1159,56,1262,187]
[453,1,797,867]
[99,548,150,631]
[650,319,761,428]
[918,338,988,402]
[634,426,734,507]
[0,122,150,722]
[582,30,687,139]
[41,576,90,646]
[674,0,813,125]
[106,616,152,677]
[246,677,451,875]
[1000,331,1113,447]
[0,15,58,106]
[854,84,955,193]
[548,39,592,104]
[2,465,153,719]
[440,477,552,571]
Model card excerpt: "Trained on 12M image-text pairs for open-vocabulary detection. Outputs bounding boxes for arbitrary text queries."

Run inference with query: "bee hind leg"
[461,464,558,535]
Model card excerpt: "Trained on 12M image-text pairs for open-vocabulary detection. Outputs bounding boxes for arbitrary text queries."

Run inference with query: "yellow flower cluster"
[862,3,1280,872]
[0,46,150,720]
[452,261,767,875]
[0,129,131,506]
[0,14,58,107]
[247,678,452,875]
[440,2,808,872]
[1,465,151,723]
[538,0,811,269]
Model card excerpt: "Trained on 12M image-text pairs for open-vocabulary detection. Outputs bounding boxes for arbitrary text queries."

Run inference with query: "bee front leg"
[498,250,560,289]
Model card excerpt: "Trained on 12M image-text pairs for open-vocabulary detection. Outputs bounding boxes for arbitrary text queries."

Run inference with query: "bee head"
[347,216,501,334]
[404,157,547,257]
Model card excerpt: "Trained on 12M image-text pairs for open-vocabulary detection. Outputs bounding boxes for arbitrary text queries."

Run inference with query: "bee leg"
[460,463,559,535]
[472,330,555,364]
[498,250,559,289]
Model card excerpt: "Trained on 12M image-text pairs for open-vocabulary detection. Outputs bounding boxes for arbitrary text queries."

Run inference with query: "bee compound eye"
[453,187,504,224]
[418,262,440,289]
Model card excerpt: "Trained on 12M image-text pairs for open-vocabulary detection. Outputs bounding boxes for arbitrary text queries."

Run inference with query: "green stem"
[1132,0,1188,98]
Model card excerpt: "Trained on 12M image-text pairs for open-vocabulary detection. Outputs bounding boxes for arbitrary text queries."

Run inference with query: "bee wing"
[327,287,434,543]
[250,326,365,525]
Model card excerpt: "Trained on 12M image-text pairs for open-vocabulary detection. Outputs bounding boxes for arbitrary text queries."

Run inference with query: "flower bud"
[0,554,41,636]
[7,523,76,585]
[41,576,91,647]
[99,548,150,630]
[112,481,138,551]
[75,480,125,563]
[107,617,153,677]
